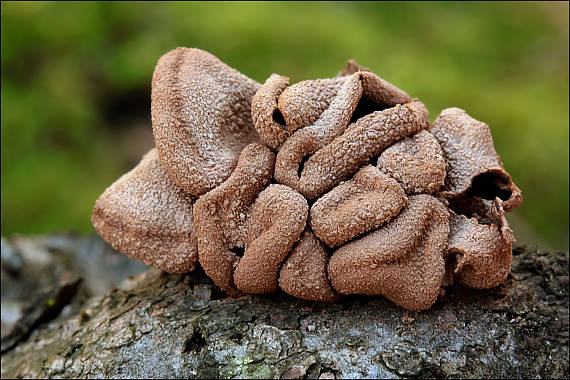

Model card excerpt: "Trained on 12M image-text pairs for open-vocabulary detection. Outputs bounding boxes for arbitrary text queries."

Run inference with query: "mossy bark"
[1,243,568,379]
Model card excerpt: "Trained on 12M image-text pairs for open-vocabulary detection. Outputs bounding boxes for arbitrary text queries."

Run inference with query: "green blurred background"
[1,1,568,250]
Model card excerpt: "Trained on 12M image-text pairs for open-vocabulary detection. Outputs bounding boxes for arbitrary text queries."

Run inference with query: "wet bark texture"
[1,235,568,379]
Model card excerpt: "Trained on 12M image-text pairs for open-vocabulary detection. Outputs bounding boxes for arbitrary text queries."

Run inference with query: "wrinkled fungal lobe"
[92,48,522,311]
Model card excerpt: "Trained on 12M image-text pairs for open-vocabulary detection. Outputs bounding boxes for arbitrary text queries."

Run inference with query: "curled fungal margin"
[279,228,339,302]
[328,195,450,311]
[289,100,430,200]
[92,149,198,274]
[193,143,275,295]
[93,50,524,312]
[431,107,522,212]
[310,165,407,248]
[447,198,514,289]
[152,47,261,197]
[234,184,308,294]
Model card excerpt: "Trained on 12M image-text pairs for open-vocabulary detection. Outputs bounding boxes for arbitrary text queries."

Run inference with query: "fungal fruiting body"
[92,47,523,311]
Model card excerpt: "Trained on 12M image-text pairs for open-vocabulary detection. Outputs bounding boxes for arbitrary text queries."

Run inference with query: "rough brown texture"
[234,184,308,294]
[337,59,370,76]
[310,165,407,248]
[377,130,446,194]
[431,107,523,212]
[254,64,411,152]
[250,74,292,150]
[151,47,261,196]
[193,143,275,295]
[278,229,339,302]
[274,73,363,196]
[274,73,416,200]
[278,77,348,133]
[284,100,430,200]
[93,48,525,311]
[251,75,353,151]
[357,71,412,109]
[92,149,198,274]
[448,198,514,289]
[329,195,450,311]
[4,236,566,379]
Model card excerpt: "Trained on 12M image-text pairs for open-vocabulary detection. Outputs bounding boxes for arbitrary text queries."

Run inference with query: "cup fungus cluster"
[92,48,522,311]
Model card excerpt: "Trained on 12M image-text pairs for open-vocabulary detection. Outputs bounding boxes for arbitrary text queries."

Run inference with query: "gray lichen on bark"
[1,235,568,379]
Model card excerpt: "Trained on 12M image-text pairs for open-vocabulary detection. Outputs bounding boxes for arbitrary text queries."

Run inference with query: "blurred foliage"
[1,1,568,250]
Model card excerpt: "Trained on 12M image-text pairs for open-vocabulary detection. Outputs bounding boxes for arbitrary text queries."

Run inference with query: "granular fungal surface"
[92,47,523,311]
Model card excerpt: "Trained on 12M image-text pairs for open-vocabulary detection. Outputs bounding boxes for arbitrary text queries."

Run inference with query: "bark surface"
[1,235,568,379]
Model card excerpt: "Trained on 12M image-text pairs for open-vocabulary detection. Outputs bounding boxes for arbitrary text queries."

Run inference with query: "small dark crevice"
[465,172,512,201]
[445,251,462,273]
[350,96,390,124]
[318,367,340,379]
[182,329,206,354]
[298,155,310,178]
[306,197,317,208]
[305,362,322,378]
[230,246,245,257]
[448,197,480,218]
[448,197,499,225]
[443,251,463,287]
[447,172,513,224]
[272,109,288,130]
[62,343,83,358]
[367,154,379,168]
[423,363,448,379]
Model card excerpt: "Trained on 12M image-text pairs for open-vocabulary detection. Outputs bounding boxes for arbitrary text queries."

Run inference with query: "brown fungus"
[279,228,339,302]
[310,165,407,248]
[286,100,430,200]
[151,47,261,197]
[252,60,401,151]
[277,77,349,132]
[432,107,522,212]
[447,198,514,289]
[233,184,308,294]
[337,59,370,76]
[250,74,292,151]
[377,130,446,195]
[273,71,417,200]
[251,75,351,150]
[328,195,450,311]
[92,149,198,274]
[193,143,275,295]
[93,48,524,312]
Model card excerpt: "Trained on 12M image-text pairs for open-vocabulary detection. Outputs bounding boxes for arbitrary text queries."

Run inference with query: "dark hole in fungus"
[298,155,310,178]
[443,251,463,287]
[466,172,513,201]
[182,330,206,354]
[445,251,462,273]
[448,198,488,220]
[230,246,245,257]
[350,96,390,124]
[272,109,288,129]
[367,155,378,168]
[448,172,513,222]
